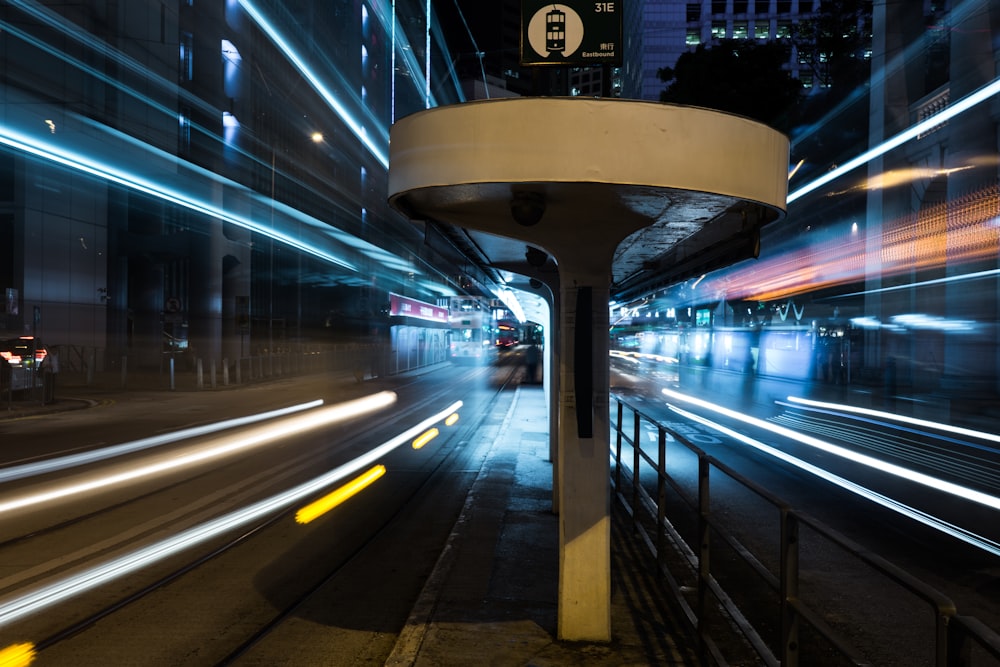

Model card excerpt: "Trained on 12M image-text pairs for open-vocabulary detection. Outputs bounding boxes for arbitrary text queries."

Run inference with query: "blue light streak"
[2,0,459,294]
[788,76,1000,204]
[238,0,389,169]
[0,127,357,272]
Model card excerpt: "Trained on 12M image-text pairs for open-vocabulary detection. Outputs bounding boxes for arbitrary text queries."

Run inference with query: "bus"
[448,296,496,364]
[495,319,520,348]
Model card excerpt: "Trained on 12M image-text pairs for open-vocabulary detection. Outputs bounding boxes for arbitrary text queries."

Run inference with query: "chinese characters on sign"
[389,293,449,324]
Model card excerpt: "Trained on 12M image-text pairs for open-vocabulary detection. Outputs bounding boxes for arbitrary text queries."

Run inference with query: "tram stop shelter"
[387,98,788,641]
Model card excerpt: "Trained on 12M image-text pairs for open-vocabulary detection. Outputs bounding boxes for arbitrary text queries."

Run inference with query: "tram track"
[0,361,522,664]
[211,361,521,665]
[770,405,1000,492]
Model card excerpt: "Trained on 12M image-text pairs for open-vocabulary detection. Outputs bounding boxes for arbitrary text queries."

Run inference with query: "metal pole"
[269,147,275,377]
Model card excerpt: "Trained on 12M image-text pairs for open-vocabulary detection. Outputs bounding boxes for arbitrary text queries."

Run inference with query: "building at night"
[0,1,480,377]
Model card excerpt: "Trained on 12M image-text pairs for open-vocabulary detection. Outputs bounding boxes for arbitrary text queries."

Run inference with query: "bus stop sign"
[521,1,622,66]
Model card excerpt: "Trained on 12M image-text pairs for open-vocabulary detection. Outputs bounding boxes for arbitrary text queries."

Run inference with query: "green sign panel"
[521,1,622,66]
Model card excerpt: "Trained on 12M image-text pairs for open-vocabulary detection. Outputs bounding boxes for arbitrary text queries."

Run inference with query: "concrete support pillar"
[557,272,610,641]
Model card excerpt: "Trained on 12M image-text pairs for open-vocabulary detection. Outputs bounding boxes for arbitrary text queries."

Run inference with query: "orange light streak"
[710,183,1000,302]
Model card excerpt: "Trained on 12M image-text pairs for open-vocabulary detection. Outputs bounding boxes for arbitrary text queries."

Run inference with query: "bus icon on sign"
[545,7,566,53]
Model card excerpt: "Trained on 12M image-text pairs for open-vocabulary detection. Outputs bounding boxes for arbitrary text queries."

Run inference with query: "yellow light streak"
[0,643,35,667]
[444,413,459,426]
[295,465,386,524]
[0,399,463,630]
[412,427,440,450]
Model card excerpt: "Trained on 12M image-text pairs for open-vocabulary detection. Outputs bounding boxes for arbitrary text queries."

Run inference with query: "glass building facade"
[0,0,466,376]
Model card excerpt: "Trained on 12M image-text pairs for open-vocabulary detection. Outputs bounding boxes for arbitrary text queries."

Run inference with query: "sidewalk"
[386,385,701,666]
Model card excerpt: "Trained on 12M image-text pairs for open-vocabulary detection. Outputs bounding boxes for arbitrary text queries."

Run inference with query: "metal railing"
[610,393,1000,667]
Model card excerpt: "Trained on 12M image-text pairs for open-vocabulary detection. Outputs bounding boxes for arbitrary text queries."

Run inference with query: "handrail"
[610,392,1000,667]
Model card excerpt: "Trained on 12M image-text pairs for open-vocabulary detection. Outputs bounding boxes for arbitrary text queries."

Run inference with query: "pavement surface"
[2,371,701,666]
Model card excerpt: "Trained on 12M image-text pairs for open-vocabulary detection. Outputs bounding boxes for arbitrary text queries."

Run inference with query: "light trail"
[0,401,323,484]
[664,400,1000,558]
[295,465,387,524]
[0,6,434,282]
[412,427,440,450]
[0,642,34,667]
[238,0,389,168]
[0,126,357,272]
[785,396,1000,447]
[788,75,1000,203]
[0,393,397,514]
[661,388,1000,513]
[0,399,463,628]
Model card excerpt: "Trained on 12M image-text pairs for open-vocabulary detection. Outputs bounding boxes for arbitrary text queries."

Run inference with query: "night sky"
[432,1,503,61]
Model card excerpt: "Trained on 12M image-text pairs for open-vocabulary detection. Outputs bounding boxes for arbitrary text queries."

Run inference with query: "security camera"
[510,191,545,226]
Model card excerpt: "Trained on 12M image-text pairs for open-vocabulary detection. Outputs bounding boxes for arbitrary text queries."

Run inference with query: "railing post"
[780,510,800,667]
[656,426,667,570]
[614,399,623,492]
[940,612,956,667]
[632,407,641,532]
[697,455,711,662]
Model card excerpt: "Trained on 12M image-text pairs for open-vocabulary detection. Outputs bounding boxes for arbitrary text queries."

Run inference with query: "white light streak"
[788,76,1000,204]
[0,398,462,628]
[785,396,1000,446]
[665,401,1000,558]
[0,393,397,514]
[661,388,1000,511]
[0,400,324,484]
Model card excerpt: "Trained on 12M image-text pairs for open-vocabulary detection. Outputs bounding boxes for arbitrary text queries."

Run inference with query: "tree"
[658,39,802,133]
[794,0,872,97]
[791,1,873,183]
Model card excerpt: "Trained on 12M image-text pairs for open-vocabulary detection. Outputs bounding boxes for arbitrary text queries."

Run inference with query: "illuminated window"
[733,22,748,39]
[776,20,792,39]
[178,111,191,151]
[686,29,701,46]
[180,32,194,81]
[222,111,239,145]
[711,21,727,40]
[755,22,770,39]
